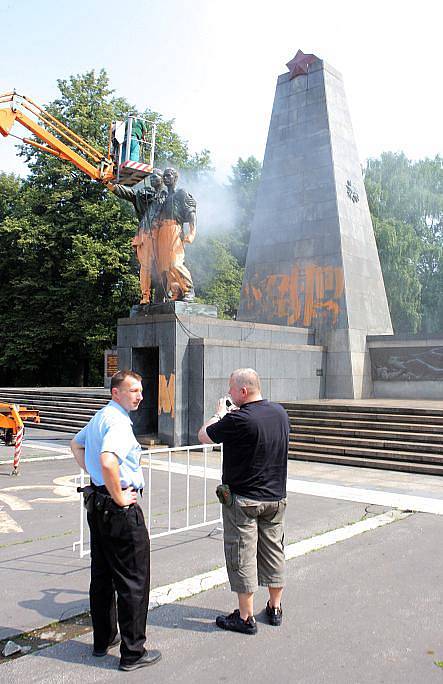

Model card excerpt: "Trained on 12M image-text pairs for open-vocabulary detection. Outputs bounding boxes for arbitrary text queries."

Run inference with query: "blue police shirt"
[74,400,144,490]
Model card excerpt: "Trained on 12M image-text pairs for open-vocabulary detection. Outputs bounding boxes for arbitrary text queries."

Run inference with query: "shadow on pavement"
[18,587,89,623]
[30,604,221,671]
[147,603,221,633]
[33,638,119,670]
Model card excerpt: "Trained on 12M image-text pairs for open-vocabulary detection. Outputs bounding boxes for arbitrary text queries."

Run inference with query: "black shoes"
[119,649,162,671]
[92,633,121,657]
[266,601,283,626]
[216,609,257,635]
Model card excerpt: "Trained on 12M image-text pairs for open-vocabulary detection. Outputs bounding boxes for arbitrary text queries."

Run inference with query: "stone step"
[27,421,79,434]
[0,395,107,410]
[287,450,443,476]
[289,441,443,465]
[282,402,443,417]
[2,405,105,419]
[291,425,443,444]
[36,416,88,429]
[0,388,108,401]
[288,416,443,434]
[27,422,165,446]
[137,435,166,449]
[0,392,107,436]
[28,408,100,421]
[286,409,443,425]
[290,433,443,454]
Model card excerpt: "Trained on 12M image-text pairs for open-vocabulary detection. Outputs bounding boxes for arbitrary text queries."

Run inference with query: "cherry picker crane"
[0,91,156,186]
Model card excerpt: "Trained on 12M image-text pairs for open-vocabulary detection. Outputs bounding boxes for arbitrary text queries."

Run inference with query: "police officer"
[71,370,161,671]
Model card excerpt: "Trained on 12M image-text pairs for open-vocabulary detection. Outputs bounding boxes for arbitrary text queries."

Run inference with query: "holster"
[77,485,96,514]
[216,484,233,507]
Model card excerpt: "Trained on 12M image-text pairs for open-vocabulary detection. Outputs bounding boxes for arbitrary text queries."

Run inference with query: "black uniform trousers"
[87,500,150,664]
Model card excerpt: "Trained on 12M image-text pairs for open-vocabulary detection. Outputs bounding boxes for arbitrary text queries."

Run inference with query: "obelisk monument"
[238,50,392,398]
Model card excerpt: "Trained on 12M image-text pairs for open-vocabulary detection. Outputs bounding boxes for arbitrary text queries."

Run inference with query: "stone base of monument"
[130,302,218,318]
[116,302,326,446]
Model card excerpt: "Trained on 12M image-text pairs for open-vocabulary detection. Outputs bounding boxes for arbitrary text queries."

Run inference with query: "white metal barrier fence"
[73,444,223,558]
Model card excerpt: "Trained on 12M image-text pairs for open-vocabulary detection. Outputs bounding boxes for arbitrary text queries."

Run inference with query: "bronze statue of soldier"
[107,167,196,304]
[107,170,167,304]
[154,167,196,302]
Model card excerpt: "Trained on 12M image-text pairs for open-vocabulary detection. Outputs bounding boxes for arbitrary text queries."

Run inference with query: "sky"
[0,0,442,180]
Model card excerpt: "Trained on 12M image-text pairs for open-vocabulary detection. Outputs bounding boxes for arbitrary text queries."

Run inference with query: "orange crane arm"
[0,92,115,183]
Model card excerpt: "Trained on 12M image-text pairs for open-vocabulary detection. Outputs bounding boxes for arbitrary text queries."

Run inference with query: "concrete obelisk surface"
[237,54,392,398]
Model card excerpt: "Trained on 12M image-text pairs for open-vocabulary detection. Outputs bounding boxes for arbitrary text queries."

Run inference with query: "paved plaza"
[0,428,442,682]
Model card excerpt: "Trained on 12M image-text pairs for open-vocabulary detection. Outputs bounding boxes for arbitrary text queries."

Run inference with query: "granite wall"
[368,334,443,400]
[238,56,392,398]
[116,311,325,446]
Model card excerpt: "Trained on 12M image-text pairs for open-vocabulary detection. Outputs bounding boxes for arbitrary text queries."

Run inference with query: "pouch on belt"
[216,484,233,506]
[77,485,96,514]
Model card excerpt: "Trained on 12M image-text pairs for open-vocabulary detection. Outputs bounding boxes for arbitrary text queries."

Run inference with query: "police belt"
[77,483,143,515]
[91,483,143,496]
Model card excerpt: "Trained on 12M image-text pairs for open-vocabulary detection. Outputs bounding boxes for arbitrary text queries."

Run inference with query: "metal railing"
[73,444,223,558]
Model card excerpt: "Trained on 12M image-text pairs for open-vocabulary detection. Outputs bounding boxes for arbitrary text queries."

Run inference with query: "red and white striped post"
[11,405,23,476]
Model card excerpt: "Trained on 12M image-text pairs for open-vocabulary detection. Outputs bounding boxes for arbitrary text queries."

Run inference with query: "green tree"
[0,172,22,221]
[364,152,443,333]
[373,218,422,332]
[225,156,261,267]
[0,70,211,385]
[187,236,243,319]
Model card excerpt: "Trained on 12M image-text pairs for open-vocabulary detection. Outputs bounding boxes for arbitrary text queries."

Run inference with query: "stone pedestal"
[116,303,325,446]
[238,55,392,398]
[130,301,217,318]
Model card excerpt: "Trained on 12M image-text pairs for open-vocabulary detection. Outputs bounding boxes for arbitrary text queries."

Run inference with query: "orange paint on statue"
[158,373,175,417]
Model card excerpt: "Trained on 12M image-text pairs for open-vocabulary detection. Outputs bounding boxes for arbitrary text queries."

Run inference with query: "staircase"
[283,401,443,476]
[0,388,109,434]
[0,388,165,448]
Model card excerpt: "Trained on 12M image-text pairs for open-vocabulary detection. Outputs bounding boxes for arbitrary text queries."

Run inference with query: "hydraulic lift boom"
[0,92,155,186]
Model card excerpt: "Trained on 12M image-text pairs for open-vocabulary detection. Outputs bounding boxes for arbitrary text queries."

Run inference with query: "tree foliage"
[0,70,211,385]
[2,69,441,388]
[372,217,422,332]
[364,152,443,333]
[185,156,262,317]
[224,156,261,267]
[187,236,243,319]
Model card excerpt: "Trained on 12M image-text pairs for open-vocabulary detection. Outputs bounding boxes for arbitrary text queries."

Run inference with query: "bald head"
[229,368,262,406]
[230,368,261,391]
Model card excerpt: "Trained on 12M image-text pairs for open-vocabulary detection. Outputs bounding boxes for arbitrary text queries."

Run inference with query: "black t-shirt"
[206,400,289,501]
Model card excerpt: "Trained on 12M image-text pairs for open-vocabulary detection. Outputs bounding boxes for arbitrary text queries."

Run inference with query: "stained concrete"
[117,311,325,446]
[238,56,392,399]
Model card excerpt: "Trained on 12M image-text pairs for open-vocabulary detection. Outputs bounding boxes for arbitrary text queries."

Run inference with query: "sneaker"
[92,633,121,657]
[216,609,257,635]
[119,649,162,671]
[265,601,283,626]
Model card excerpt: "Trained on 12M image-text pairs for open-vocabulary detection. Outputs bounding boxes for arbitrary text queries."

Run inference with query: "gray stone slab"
[374,380,443,400]
[130,302,217,318]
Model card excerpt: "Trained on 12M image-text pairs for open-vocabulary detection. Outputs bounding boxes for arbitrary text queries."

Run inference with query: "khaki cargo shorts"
[222,494,287,594]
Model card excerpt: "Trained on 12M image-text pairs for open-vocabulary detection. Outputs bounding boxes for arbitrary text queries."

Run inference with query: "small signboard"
[106,354,119,377]
[104,349,119,388]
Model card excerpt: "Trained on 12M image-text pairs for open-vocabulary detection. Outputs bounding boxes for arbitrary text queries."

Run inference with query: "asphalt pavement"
[0,428,442,682]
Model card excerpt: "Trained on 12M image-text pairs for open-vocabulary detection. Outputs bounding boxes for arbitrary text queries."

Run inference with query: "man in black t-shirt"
[198,368,289,635]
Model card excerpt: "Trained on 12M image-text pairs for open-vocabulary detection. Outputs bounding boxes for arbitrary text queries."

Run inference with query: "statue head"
[163,167,178,189]
[150,168,163,190]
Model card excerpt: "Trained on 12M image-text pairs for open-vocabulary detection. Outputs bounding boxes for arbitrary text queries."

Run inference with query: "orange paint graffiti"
[242,263,344,327]
[158,373,175,417]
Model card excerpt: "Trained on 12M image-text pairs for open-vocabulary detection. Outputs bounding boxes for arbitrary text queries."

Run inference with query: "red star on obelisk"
[286,49,319,80]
